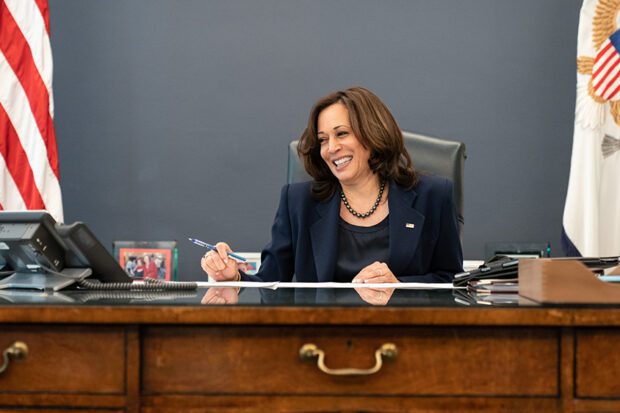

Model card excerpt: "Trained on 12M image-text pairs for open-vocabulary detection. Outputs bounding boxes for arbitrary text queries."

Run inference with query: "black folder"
[454,256,620,287]
[453,256,518,287]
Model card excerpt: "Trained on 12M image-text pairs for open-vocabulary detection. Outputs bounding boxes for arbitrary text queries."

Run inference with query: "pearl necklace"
[340,181,386,219]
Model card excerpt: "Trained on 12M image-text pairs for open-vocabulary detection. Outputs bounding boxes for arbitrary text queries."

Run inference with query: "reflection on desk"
[0,285,550,308]
[254,287,454,306]
[204,286,404,306]
[0,289,198,305]
[202,286,469,307]
[0,287,461,307]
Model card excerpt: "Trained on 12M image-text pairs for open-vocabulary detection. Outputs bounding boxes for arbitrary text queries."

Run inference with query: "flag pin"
[405,223,415,229]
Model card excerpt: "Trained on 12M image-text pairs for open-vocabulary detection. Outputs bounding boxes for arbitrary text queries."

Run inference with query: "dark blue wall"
[50,0,581,280]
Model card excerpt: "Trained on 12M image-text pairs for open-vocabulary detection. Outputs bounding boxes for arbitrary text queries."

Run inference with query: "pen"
[188,238,247,262]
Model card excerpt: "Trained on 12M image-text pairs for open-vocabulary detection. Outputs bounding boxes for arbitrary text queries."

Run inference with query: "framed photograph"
[113,241,178,281]
[236,252,261,275]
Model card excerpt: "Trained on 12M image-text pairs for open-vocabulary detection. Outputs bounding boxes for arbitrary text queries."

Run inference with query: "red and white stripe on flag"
[592,29,620,101]
[0,0,63,222]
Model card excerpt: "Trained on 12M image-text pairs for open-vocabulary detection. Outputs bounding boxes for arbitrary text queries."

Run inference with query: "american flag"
[592,29,620,101]
[0,0,63,222]
[563,0,620,257]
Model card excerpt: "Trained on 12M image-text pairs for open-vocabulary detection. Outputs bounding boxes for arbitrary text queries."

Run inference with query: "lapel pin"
[405,223,415,229]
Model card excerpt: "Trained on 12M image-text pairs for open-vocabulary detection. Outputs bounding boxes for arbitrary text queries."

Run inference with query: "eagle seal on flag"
[576,0,620,129]
[563,0,620,256]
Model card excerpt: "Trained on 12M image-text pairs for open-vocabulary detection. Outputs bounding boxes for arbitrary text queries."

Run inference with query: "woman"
[143,254,158,279]
[202,87,463,283]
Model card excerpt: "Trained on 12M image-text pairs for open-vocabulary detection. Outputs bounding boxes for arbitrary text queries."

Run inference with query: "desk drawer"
[0,411,123,413]
[576,329,620,398]
[0,326,125,394]
[143,326,558,396]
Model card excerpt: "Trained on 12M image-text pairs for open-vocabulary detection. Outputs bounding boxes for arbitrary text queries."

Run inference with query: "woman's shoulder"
[286,180,313,191]
[284,180,313,196]
[279,181,316,204]
[411,174,453,197]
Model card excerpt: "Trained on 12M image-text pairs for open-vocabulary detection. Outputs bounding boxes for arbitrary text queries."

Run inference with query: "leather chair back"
[287,131,466,237]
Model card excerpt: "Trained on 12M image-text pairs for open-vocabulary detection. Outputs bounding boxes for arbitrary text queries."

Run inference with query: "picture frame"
[113,241,178,281]
[236,252,261,275]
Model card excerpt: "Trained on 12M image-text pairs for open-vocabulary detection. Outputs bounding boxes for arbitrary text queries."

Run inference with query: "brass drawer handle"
[299,342,398,376]
[0,341,29,375]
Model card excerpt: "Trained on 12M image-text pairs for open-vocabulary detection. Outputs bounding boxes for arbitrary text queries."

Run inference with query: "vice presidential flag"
[563,0,620,256]
[0,0,63,222]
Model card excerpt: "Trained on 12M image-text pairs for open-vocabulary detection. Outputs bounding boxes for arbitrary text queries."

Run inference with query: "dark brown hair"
[297,86,418,201]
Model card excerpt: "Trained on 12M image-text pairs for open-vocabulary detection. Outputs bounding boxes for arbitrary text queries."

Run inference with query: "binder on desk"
[452,288,528,306]
[454,256,620,288]
[453,256,519,287]
[468,279,519,294]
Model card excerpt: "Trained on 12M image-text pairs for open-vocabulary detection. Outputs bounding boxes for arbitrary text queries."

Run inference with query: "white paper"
[195,281,455,290]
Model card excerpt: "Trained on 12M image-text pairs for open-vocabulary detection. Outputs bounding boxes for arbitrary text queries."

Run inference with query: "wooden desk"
[0,288,619,412]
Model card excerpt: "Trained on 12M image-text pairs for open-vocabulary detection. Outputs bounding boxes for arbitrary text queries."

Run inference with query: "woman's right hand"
[200,242,240,281]
[201,287,239,305]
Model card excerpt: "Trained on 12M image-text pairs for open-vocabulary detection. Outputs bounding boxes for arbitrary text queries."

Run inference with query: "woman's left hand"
[354,287,394,306]
[352,261,399,284]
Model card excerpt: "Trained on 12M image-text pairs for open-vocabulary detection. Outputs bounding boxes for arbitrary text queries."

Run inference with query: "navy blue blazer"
[243,175,463,283]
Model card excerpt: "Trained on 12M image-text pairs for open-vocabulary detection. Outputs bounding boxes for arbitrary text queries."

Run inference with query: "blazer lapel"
[388,181,425,276]
[310,192,340,282]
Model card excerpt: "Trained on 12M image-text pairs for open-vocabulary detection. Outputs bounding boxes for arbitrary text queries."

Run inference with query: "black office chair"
[287,131,466,238]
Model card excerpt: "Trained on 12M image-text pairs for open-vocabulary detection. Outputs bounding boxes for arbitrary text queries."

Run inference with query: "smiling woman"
[201,87,463,285]
[298,87,417,205]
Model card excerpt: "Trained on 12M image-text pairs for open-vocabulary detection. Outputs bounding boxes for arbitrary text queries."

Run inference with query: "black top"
[334,215,390,282]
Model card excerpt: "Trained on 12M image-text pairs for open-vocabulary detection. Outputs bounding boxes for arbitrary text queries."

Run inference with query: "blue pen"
[188,238,247,262]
